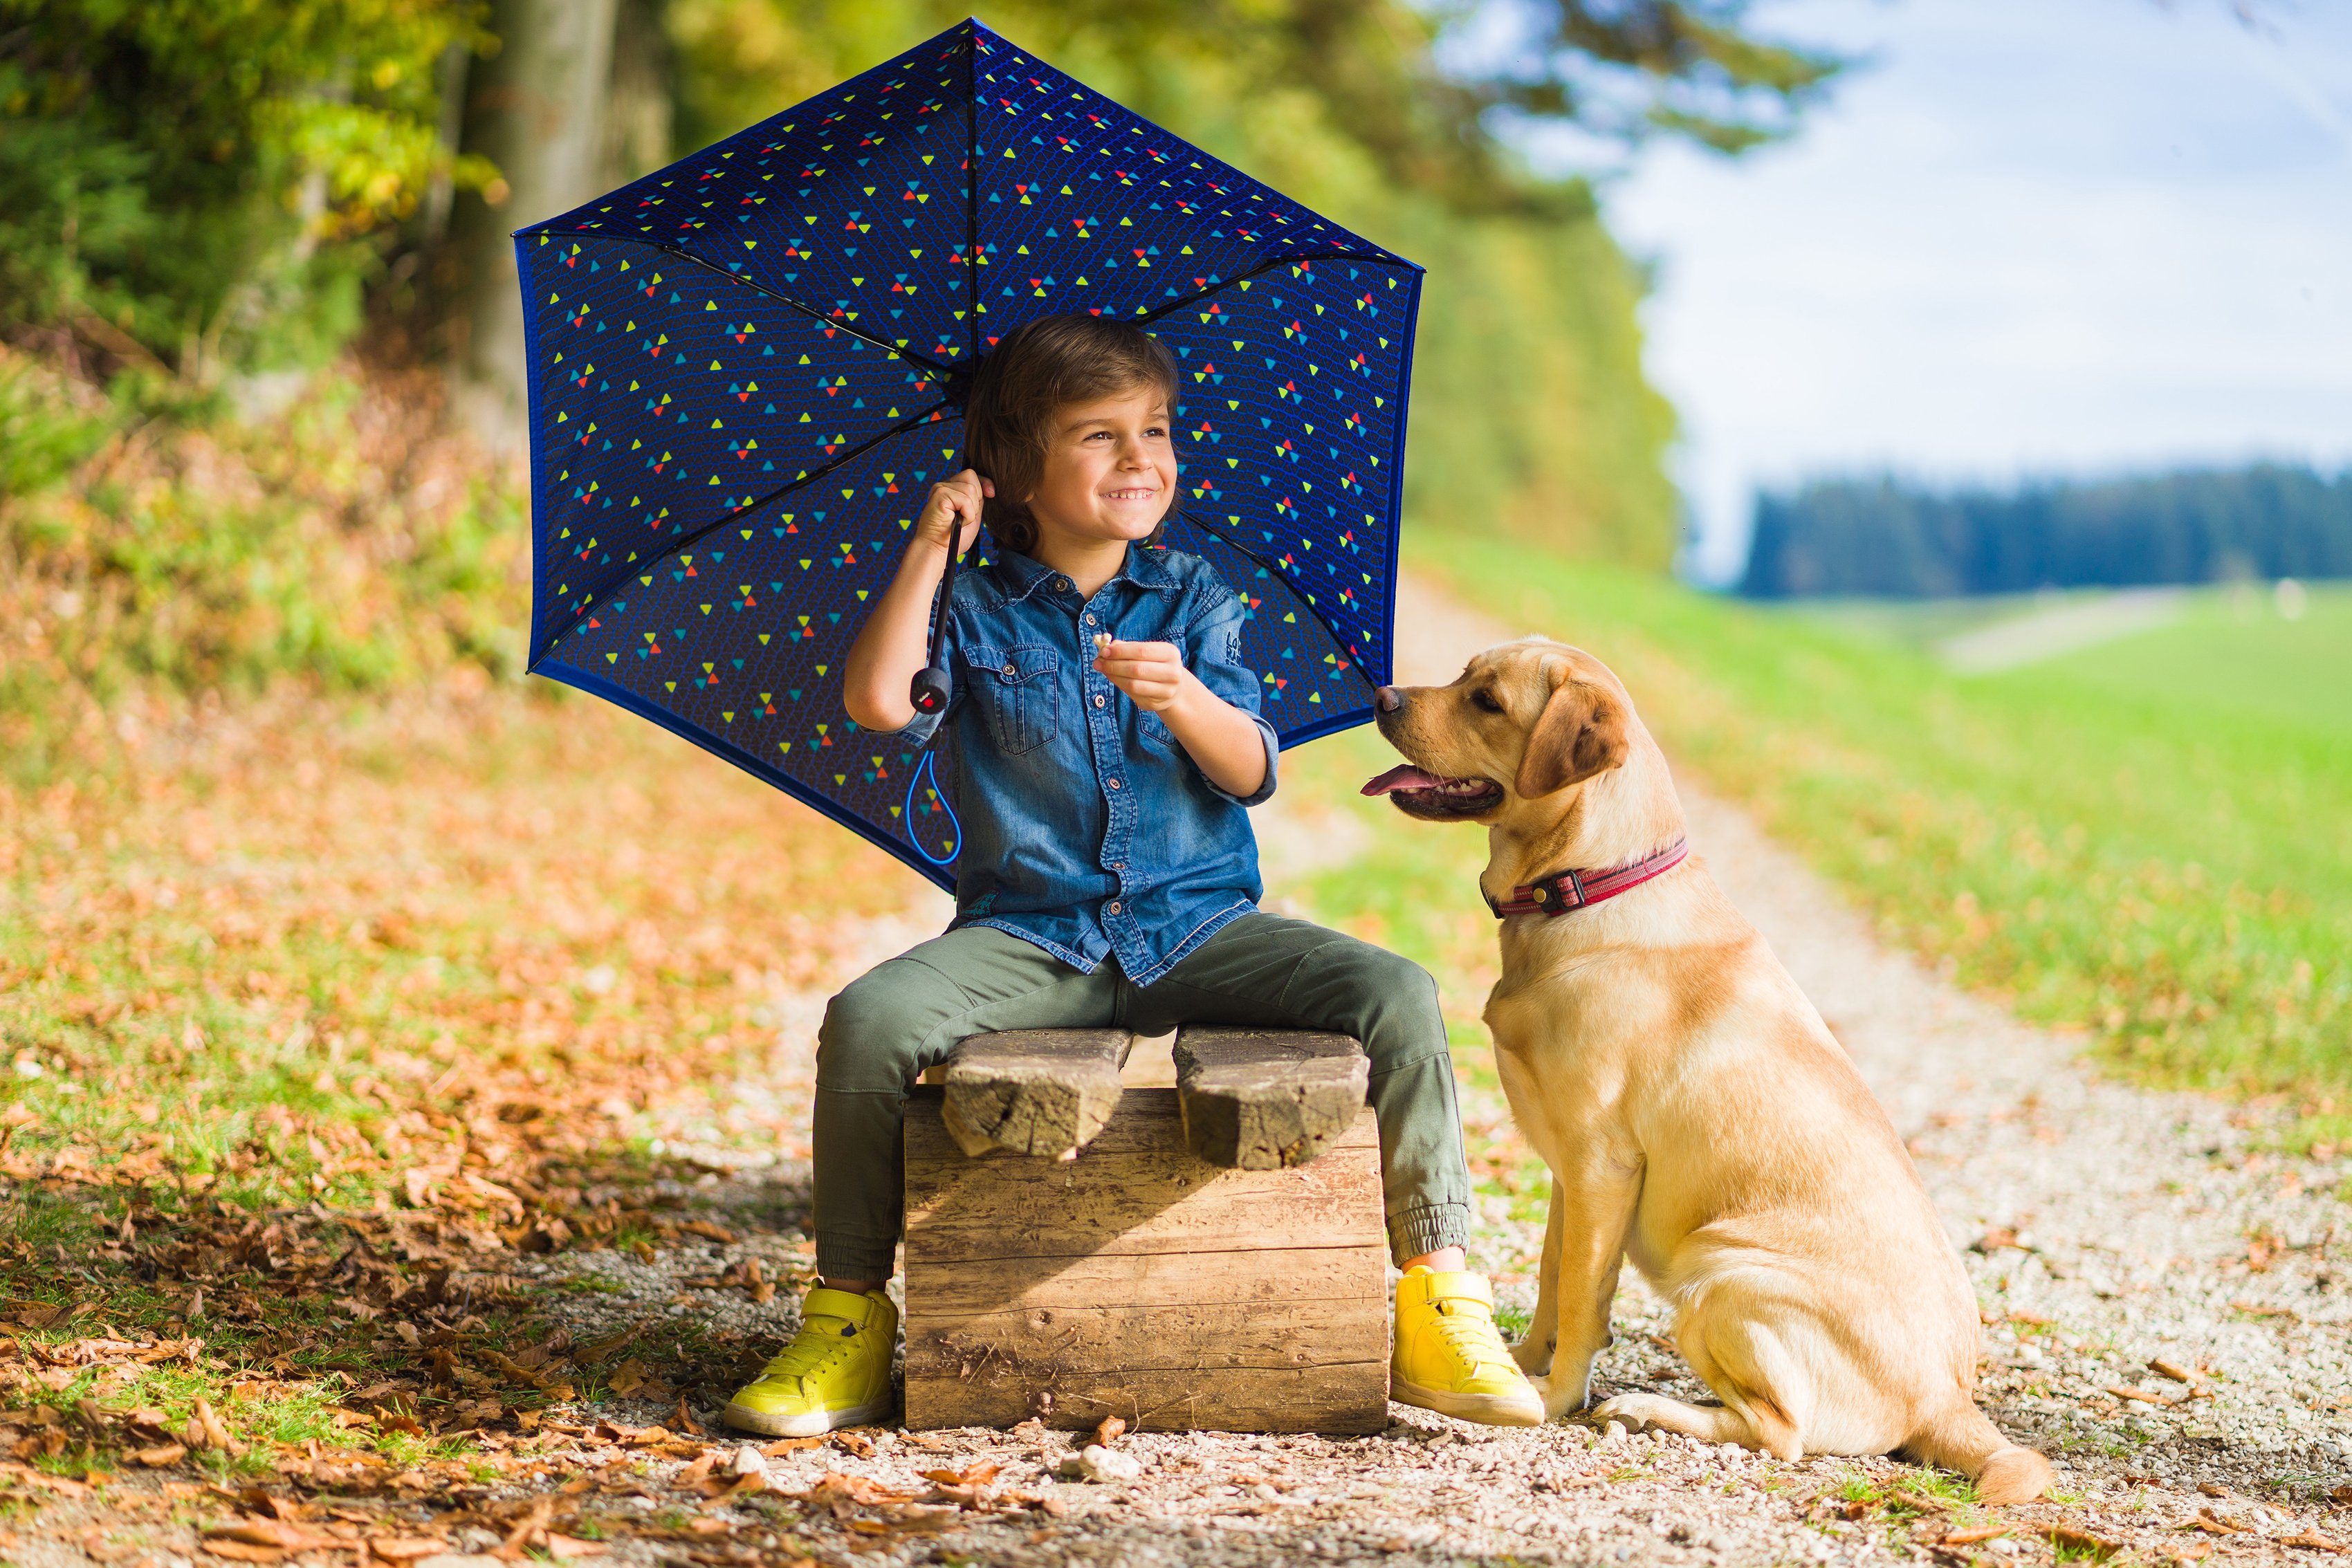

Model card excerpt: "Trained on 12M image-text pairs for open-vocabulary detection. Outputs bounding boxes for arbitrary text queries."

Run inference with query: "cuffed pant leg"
[811,926,1114,1281]
[1134,914,1476,1264]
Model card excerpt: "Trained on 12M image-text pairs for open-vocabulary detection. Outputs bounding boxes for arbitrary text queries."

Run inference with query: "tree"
[444,0,622,430]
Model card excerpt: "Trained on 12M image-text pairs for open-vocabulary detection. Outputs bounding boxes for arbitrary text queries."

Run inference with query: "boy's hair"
[963,314,1179,555]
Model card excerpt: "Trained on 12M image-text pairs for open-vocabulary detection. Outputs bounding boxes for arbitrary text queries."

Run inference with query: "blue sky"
[1515,0,2352,584]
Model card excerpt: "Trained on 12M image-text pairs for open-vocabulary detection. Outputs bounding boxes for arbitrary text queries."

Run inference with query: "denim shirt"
[892,542,1279,986]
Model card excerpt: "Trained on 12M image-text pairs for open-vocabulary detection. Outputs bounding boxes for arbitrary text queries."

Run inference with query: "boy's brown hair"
[962,313,1179,555]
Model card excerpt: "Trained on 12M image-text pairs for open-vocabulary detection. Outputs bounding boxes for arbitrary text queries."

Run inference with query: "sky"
[1516,0,2352,585]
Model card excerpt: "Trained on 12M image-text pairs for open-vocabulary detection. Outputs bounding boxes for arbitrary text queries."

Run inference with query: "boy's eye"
[1470,689,1505,714]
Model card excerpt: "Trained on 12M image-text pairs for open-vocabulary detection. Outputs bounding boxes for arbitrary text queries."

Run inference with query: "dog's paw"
[1590,1392,1673,1432]
[1529,1369,1592,1421]
[1509,1336,1555,1378]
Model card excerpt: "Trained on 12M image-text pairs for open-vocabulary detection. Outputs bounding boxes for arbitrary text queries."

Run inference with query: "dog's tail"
[1905,1405,2052,1504]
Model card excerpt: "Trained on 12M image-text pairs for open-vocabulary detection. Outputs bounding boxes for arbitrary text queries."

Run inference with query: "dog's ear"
[1514,673,1629,798]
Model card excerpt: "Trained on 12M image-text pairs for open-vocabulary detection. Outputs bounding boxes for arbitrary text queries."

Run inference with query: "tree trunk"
[448,0,622,439]
[600,0,674,191]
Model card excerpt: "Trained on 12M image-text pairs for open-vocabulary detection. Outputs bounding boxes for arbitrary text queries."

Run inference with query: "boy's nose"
[1375,685,1403,712]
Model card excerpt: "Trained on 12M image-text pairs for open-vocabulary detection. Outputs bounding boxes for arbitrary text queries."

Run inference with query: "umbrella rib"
[532,230,956,377]
[1133,249,1408,329]
[964,28,982,362]
[532,398,953,661]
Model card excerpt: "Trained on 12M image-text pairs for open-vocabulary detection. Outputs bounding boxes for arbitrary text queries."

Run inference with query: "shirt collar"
[984,540,1185,603]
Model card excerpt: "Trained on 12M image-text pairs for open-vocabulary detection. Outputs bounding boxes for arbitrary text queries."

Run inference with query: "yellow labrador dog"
[1363,638,2050,1503]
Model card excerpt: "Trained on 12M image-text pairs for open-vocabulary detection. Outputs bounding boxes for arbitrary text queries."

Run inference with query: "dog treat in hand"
[1092,632,1113,658]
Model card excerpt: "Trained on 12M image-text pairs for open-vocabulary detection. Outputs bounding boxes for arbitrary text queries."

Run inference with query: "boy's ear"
[1513,671,1629,798]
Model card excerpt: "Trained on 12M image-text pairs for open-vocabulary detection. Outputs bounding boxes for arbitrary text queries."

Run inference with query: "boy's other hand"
[1092,639,1187,712]
[912,468,993,558]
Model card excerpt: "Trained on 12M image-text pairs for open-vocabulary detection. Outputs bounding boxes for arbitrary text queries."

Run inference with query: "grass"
[1404,532,2352,1139]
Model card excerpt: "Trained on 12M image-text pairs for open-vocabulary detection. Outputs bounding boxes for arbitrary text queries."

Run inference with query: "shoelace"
[1430,1300,1511,1370]
[758,1317,861,1384]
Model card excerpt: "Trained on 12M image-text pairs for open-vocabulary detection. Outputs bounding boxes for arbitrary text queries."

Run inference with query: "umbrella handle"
[907,533,965,715]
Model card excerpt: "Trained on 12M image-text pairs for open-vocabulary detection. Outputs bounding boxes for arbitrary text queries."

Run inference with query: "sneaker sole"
[1393,1375,1545,1428]
[720,1396,892,1438]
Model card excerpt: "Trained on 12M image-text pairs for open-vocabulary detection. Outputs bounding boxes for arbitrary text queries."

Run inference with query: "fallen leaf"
[2106,1384,2172,1405]
[832,1429,876,1459]
[1941,1525,2012,1546]
[2192,1510,2256,1536]
[1090,1416,1126,1448]
[2149,1357,2199,1384]
[2047,1527,2120,1557]
[543,1534,605,1560]
[135,1443,187,1467]
[368,1541,447,1562]
[760,1437,826,1457]
[201,1544,283,1563]
[2282,1533,2346,1553]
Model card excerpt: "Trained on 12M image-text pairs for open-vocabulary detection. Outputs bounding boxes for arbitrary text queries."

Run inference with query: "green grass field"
[1388,535,2352,1141]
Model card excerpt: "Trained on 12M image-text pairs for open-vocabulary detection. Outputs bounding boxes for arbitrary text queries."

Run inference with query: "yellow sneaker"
[722,1286,897,1436]
[1392,1266,1544,1426]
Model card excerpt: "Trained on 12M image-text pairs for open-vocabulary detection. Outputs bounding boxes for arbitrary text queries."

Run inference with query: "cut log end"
[1173,1027,1369,1170]
[941,1029,1132,1160]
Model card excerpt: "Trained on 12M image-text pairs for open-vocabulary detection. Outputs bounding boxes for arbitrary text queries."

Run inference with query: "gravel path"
[498,574,2350,1567]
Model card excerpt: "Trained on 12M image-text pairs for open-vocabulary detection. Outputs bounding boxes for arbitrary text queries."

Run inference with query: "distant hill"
[1738,464,2352,598]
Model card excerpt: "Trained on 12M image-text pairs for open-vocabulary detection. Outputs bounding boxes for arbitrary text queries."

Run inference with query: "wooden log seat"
[1172,1026,1372,1170]
[901,1026,1387,1435]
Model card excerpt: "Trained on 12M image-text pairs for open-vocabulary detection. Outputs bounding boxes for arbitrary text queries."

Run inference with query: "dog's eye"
[1469,689,1505,714]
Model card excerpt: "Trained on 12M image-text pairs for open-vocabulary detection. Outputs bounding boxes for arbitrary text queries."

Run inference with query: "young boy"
[724,314,1542,1435]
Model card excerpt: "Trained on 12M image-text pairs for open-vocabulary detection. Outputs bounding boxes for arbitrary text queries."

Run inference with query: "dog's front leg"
[1529,1153,1644,1421]
[1512,1179,1565,1376]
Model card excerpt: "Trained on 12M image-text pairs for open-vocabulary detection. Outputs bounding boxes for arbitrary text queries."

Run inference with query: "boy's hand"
[911,468,993,559]
[1092,638,1188,713]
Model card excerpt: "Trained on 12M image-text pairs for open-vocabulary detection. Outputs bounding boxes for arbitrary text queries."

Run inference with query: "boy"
[724,314,1542,1435]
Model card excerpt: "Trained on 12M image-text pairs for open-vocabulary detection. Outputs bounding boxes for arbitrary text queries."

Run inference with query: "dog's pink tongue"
[1361,764,1444,797]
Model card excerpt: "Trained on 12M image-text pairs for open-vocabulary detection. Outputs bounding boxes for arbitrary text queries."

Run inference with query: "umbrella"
[515,17,1423,889]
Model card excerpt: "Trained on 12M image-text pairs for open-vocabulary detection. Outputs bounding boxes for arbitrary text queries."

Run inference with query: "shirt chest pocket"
[959,642,1061,755]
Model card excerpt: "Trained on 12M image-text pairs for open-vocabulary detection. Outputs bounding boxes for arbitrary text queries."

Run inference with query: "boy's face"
[1021,385,1177,547]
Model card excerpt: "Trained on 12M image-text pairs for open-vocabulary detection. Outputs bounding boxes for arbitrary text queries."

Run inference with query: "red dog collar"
[1486,838,1689,919]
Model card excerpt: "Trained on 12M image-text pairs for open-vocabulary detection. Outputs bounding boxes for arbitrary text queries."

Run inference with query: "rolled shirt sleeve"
[1182,585,1279,808]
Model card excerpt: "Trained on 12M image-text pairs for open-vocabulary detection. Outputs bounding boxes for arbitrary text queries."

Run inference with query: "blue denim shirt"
[892,542,1278,986]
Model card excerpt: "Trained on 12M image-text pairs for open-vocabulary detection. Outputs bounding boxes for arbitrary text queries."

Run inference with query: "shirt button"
[1083,614,1095,626]
[1108,861,1125,871]
[1001,661,1017,677]
[1056,575,1073,592]
[1107,778,1123,791]
[1105,901,1122,915]
[1093,694,1105,708]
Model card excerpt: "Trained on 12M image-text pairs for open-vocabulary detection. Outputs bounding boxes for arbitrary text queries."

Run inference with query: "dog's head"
[1365,638,1635,827]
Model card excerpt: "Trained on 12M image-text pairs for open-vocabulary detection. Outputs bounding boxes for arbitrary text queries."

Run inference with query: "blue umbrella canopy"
[516,17,1423,889]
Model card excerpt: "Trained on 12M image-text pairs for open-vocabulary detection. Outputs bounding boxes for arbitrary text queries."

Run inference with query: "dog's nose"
[1375,685,1403,713]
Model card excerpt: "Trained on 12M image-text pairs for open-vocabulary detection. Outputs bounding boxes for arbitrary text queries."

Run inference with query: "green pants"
[811,912,1473,1280]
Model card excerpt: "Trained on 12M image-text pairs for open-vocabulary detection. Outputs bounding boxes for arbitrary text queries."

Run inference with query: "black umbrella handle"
[908,531,965,715]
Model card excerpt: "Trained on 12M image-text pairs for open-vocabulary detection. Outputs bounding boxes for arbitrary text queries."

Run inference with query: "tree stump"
[902,1034,1389,1434]
[1173,1027,1370,1170]
[939,1028,1132,1161]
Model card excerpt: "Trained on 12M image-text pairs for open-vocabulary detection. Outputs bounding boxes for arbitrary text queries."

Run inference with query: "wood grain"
[1172,1026,1370,1170]
[940,1027,1132,1160]
[906,1091,1381,1261]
